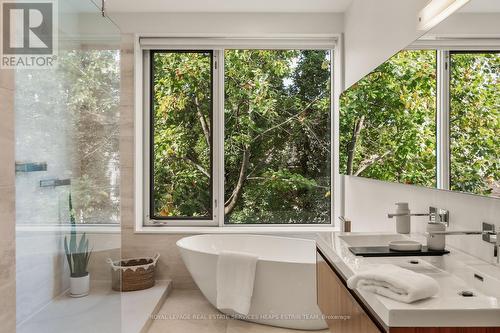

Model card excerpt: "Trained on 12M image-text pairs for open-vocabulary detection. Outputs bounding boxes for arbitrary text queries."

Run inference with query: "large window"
[450,52,500,197]
[145,44,333,226]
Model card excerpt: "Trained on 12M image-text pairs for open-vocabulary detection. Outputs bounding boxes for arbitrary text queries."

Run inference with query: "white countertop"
[315,232,500,328]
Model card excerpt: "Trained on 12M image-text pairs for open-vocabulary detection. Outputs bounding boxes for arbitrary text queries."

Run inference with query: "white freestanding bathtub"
[176,234,327,330]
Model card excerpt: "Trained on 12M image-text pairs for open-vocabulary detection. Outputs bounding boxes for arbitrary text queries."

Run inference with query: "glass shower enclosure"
[15,0,122,332]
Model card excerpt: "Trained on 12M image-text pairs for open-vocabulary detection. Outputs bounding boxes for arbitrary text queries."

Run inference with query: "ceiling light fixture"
[418,0,471,31]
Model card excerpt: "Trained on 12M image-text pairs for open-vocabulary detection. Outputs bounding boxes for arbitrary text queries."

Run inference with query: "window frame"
[142,49,220,227]
[407,40,500,194]
[148,49,216,222]
[447,49,500,195]
[135,36,339,231]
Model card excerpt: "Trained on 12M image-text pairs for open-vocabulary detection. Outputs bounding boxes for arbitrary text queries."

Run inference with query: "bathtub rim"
[176,233,317,265]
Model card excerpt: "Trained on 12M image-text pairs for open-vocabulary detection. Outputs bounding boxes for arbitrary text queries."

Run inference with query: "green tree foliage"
[340,50,499,198]
[450,53,499,197]
[16,49,120,224]
[59,50,121,222]
[340,50,437,187]
[224,50,331,224]
[152,50,331,223]
[152,52,212,217]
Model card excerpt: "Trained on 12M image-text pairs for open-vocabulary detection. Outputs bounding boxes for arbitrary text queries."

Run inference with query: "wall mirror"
[340,0,499,198]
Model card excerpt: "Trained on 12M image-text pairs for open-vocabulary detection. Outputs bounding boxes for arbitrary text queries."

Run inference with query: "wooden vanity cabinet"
[317,248,500,333]
[316,249,383,333]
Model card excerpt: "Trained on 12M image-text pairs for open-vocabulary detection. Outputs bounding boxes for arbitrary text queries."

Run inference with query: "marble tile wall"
[15,231,68,324]
[119,35,197,290]
[0,67,16,333]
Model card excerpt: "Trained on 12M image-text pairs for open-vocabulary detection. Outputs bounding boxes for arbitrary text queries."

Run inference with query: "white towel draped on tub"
[216,250,258,315]
[347,264,439,304]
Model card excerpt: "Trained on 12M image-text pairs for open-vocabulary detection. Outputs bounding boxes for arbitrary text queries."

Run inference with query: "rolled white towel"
[347,264,439,303]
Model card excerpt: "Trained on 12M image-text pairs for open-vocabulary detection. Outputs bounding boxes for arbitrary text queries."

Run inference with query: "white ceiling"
[459,0,500,12]
[60,0,100,13]
[105,0,353,13]
[98,0,500,14]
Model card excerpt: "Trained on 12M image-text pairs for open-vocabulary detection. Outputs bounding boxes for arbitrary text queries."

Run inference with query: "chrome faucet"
[338,216,351,232]
[427,223,500,263]
[388,206,449,226]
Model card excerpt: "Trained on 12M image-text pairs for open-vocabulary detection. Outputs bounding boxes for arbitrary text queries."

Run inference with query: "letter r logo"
[2,2,53,55]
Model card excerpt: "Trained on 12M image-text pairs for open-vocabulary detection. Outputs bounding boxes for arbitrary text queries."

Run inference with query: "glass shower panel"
[15,0,122,332]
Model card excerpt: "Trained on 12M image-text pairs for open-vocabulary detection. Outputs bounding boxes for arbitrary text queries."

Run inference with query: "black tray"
[349,246,450,257]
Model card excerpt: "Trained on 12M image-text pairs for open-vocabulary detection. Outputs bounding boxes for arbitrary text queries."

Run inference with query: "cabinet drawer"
[317,250,382,333]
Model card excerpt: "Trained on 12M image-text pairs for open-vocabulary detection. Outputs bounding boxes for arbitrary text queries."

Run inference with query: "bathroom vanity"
[316,232,500,333]
[317,250,382,332]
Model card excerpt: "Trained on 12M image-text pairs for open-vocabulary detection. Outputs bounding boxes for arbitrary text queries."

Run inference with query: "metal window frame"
[447,49,500,193]
[147,50,216,224]
[408,41,500,193]
[143,49,220,227]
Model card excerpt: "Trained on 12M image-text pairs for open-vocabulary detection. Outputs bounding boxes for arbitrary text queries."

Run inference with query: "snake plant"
[64,194,92,278]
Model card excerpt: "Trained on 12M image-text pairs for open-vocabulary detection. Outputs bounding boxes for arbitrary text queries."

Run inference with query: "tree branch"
[194,96,211,147]
[224,148,251,215]
[250,92,325,143]
[246,176,329,189]
[346,115,365,175]
[354,150,391,176]
[81,128,118,161]
[186,157,210,178]
[224,92,326,216]
[169,154,210,178]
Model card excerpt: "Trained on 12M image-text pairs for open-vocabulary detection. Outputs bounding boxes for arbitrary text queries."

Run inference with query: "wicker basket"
[107,253,160,292]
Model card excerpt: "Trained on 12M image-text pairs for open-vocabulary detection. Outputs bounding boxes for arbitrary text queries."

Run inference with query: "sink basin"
[339,234,408,247]
[317,232,500,327]
[392,258,444,274]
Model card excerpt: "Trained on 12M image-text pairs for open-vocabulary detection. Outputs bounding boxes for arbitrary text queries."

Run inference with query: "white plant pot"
[70,273,90,297]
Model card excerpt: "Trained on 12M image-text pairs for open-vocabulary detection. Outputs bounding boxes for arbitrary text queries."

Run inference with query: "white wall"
[109,12,343,35]
[427,13,500,37]
[343,6,500,90]
[343,0,428,89]
[344,176,500,264]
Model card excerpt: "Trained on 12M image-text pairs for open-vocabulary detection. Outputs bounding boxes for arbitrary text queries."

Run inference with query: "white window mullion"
[214,49,225,227]
[436,50,450,190]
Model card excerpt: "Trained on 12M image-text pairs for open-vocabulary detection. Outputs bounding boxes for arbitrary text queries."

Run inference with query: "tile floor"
[148,289,330,333]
